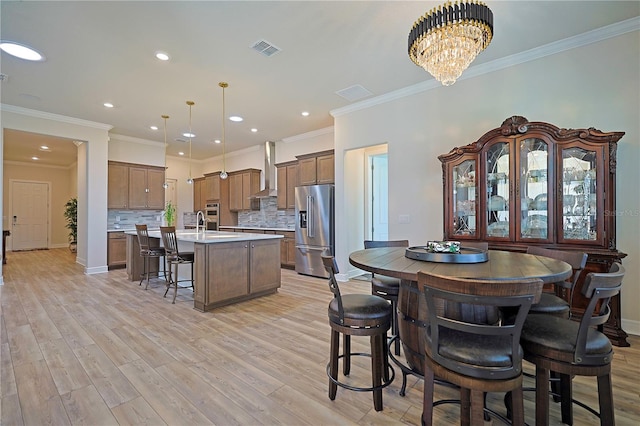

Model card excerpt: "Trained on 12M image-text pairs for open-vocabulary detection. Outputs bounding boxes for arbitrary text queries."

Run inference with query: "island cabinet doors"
[193,239,282,312]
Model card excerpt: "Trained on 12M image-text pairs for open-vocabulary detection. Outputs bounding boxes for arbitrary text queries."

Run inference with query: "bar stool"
[520,263,625,426]
[418,271,542,426]
[321,254,394,412]
[135,224,166,290]
[363,239,409,356]
[160,226,195,304]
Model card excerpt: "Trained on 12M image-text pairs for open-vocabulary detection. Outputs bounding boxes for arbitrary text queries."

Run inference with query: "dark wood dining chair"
[160,226,195,304]
[526,246,588,318]
[417,271,543,426]
[363,239,409,355]
[519,263,625,426]
[135,224,166,290]
[322,254,394,412]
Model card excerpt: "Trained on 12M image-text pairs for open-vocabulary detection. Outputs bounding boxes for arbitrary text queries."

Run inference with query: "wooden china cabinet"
[439,116,628,346]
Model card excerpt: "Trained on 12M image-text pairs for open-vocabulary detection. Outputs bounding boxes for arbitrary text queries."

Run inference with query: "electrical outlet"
[115,215,120,221]
[399,214,410,224]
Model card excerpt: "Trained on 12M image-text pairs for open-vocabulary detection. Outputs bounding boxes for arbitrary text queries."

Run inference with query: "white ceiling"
[2,1,638,167]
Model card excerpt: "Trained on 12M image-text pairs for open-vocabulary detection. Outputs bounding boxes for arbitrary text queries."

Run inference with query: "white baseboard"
[622,319,640,337]
[336,273,349,282]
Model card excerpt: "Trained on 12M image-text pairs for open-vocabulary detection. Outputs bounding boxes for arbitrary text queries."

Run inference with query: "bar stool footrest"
[326,352,395,393]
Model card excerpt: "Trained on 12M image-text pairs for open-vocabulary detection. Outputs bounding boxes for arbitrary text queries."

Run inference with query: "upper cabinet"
[108,161,165,210]
[108,162,129,209]
[276,160,298,210]
[228,168,261,211]
[193,177,205,212]
[128,165,165,209]
[204,172,221,202]
[440,116,629,345]
[296,150,334,185]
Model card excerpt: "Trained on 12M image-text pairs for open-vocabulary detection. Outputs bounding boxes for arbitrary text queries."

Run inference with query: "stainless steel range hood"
[251,141,277,198]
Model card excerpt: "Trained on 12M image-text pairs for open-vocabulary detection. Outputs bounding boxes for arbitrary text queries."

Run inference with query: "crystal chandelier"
[219,82,229,180]
[408,1,493,86]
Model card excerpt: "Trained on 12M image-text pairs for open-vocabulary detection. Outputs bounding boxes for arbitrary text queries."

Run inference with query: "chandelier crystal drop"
[408,1,493,86]
[219,82,229,180]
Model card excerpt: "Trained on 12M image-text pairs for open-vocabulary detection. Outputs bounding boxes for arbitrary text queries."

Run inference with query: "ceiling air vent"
[251,40,281,57]
[336,84,373,102]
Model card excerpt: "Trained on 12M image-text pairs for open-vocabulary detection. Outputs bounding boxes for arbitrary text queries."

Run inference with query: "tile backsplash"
[108,210,163,229]
[238,197,295,229]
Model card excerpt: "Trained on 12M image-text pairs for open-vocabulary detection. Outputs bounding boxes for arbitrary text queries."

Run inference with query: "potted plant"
[63,197,78,252]
[164,201,175,226]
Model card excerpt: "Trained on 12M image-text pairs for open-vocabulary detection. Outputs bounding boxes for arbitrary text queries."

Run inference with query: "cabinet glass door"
[561,147,598,241]
[519,138,549,240]
[452,159,477,236]
[485,142,510,238]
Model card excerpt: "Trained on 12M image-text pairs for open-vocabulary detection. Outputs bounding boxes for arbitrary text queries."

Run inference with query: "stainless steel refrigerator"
[295,184,334,278]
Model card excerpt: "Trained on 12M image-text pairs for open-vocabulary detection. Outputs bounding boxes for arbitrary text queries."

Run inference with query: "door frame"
[363,145,389,241]
[8,179,52,251]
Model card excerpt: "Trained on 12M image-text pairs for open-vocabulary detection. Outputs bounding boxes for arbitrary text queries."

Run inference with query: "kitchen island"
[125,229,283,312]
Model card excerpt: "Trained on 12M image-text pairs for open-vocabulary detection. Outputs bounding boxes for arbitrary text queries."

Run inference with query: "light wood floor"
[1,248,638,425]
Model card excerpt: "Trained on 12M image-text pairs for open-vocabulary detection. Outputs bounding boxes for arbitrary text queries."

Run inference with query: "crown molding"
[1,104,113,130]
[282,126,334,143]
[331,17,640,118]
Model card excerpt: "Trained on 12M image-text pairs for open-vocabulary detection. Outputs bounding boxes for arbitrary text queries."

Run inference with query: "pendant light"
[161,114,169,189]
[186,100,194,184]
[219,82,228,180]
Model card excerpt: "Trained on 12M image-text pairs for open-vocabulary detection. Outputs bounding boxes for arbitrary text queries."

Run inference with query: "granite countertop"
[123,229,283,244]
[218,225,295,232]
[108,227,160,233]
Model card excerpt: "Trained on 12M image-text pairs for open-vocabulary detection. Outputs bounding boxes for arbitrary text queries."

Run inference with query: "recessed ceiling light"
[178,152,185,156]
[155,51,170,61]
[39,145,50,151]
[103,102,114,108]
[31,156,39,161]
[301,111,310,117]
[183,132,195,138]
[229,116,243,122]
[214,139,221,144]
[0,41,45,61]
[251,128,258,133]
[150,125,158,131]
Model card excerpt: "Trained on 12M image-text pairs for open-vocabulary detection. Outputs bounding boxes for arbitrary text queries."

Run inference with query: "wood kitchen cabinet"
[204,172,221,201]
[193,177,205,212]
[193,238,281,312]
[296,150,334,185]
[278,231,296,268]
[128,165,165,209]
[108,161,165,210]
[107,231,127,269]
[108,162,130,209]
[439,116,628,345]
[228,168,261,211]
[276,160,298,210]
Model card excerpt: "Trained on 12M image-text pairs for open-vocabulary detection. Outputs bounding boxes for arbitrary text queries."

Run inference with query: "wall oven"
[205,202,219,231]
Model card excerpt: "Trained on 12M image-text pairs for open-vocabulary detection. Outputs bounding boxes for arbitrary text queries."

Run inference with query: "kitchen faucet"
[196,210,205,233]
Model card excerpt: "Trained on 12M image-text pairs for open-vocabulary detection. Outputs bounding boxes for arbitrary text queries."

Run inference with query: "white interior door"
[364,145,389,241]
[11,181,49,251]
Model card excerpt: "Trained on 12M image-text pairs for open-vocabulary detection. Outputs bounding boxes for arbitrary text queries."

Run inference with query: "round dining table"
[348,246,573,386]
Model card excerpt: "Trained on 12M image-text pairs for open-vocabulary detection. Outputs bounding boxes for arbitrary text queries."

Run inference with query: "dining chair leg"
[422,365,435,426]
[343,334,351,376]
[536,365,551,426]
[471,389,485,425]
[559,373,573,425]
[164,264,172,298]
[460,388,471,426]
[371,334,383,411]
[391,299,400,355]
[510,386,525,426]
[171,263,179,304]
[597,373,615,426]
[328,329,339,400]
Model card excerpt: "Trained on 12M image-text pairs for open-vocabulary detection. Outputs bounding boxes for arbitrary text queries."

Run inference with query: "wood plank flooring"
[1,248,639,425]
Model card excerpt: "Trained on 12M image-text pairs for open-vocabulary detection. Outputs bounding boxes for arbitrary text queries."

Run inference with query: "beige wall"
[2,163,75,249]
[333,31,640,335]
